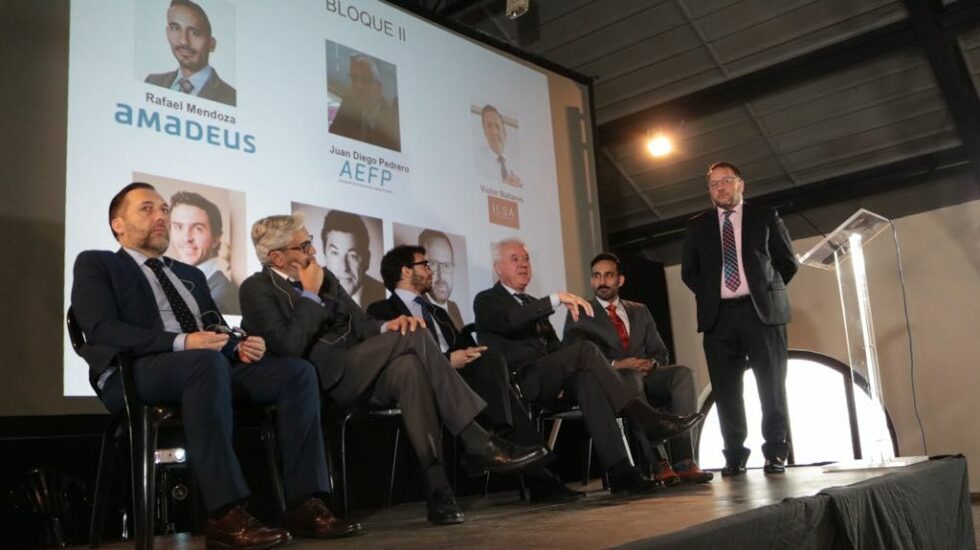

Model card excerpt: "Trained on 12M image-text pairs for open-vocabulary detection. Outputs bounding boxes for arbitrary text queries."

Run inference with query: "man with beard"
[145,0,236,107]
[170,191,238,314]
[329,54,401,151]
[682,161,798,476]
[320,210,386,307]
[474,238,705,495]
[564,253,713,485]
[71,183,360,548]
[239,216,548,524]
[368,245,584,503]
[417,230,464,329]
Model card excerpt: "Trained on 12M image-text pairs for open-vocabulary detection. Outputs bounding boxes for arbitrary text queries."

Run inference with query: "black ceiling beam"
[607,145,970,249]
[596,20,918,148]
[940,0,980,32]
[903,0,980,183]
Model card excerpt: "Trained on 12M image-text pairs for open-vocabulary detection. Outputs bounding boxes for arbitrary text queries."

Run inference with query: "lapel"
[741,202,756,250]
[592,297,622,349]
[388,292,413,317]
[706,208,722,259]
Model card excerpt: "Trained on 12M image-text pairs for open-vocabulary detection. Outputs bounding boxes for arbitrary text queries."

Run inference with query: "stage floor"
[100,466,978,549]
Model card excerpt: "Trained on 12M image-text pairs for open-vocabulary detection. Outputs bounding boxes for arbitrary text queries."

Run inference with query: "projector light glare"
[646,134,672,157]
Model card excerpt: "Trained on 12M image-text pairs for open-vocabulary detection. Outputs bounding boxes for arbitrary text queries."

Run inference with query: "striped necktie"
[722,210,740,291]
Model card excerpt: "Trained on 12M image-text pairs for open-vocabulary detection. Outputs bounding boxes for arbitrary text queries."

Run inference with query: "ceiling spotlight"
[506,0,529,19]
[646,133,672,158]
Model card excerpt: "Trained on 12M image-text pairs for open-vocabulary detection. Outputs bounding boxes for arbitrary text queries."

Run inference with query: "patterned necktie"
[722,210,741,291]
[144,258,199,333]
[498,156,509,181]
[289,280,304,292]
[606,304,630,351]
[178,78,194,94]
[515,293,551,343]
[414,296,436,328]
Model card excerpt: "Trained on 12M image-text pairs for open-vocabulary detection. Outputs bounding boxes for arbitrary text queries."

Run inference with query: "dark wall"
[0,0,103,416]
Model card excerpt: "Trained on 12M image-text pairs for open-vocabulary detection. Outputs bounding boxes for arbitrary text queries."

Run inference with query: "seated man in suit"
[145,0,236,107]
[239,215,547,525]
[474,238,704,495]
[564,253,713,485]
[368,245,585,503]
[71,183,359,549]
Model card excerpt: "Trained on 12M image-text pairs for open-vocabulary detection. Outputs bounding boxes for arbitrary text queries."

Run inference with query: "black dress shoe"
[528,476,587,503]
[463,435,548,476]
[624,401,705,441]
[763,457,786,474]
[608,468,661,496]
[721,462,747,477]
[427,486,465,525]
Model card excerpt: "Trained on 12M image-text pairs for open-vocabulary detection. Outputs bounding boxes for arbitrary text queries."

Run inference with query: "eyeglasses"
[430,261,455,275]
[410,260,431,269]
[278,235,313,253]
[708,176,740,190]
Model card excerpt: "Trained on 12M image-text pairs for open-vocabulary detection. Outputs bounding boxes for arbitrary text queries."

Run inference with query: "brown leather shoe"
[674,459,714,483]
[205,505,290,550]
[652,460,681,486]
[284,497,362,539]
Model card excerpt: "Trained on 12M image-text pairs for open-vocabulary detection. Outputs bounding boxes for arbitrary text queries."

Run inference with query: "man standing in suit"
[681,161,799,476]
[320,210,386,308]
[564,253,713,485]
[474,238,704,495]
[368,245,585,503]
[71,183,360,548]
[169,191,238,314]
[417,230,465,329]
[329,54,401,151]
[239,215,547,525]
[145,0,237,107]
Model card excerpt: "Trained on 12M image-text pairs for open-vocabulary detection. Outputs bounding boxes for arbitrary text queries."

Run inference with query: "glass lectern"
[798,208,926,471]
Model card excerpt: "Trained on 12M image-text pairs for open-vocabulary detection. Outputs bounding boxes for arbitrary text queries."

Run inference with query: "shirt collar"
[394,288,422,307]
[196,257,219,278]
[123,247,152,266]
[176,65,213,93]
[717,200,744,219]
[596,296,620,311]
[269,266,294,283]
[501,283,524,297]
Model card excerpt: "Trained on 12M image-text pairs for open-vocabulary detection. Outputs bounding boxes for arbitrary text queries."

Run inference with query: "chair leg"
[517,474,528,501]
[338,419,349,519]
[131,409,159,550]
[581,438,593,487]
[259,412,286,520]
[385,427,400,509]
[90,417,121,548]
[546,418,563,450]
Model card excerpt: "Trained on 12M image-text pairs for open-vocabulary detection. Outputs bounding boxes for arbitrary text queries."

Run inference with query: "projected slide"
[63,0,565,396]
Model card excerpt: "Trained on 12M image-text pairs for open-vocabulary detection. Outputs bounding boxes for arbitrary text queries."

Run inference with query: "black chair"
[325,405,403,519]
[66,308,286,549]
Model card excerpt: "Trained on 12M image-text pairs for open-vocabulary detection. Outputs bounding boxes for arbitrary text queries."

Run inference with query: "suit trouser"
[619,366,699,465]
[100,350,329,512]
[518,340,635,469]
[327,330,486,469]
[459,351,550,468]
[703,298,789,461]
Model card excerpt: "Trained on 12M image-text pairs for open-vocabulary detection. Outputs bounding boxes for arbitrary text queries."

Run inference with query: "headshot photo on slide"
[326,41,401,152]
[393,223,471,329]
[473,102,523,188]
[133,171,246,316]
[291,202,388,308]
[137,0,238,107]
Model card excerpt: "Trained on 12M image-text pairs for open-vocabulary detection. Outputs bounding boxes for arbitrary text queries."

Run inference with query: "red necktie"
[606,304,630,351]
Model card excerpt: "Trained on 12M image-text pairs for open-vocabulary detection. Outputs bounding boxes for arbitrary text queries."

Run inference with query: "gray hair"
[349,54,381,83]
[492,237,526,264]
[251,212,306,265]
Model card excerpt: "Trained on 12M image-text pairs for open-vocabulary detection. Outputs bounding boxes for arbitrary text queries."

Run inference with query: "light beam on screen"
[60,0,592,401]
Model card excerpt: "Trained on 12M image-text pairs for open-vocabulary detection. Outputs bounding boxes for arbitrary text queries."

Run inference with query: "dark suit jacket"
[366,293,476,358]
[681,203,798,332]
[239,266,383,391]
[473,282,561,371]
[563,298,669,366]
[329,98,401,152]
[145,68,237,107]
[71,249,227,392]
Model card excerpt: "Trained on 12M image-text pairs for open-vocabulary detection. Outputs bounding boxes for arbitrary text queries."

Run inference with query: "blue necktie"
[289,280,304,292]
[722,211,741,291]
[414,296,436,327]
